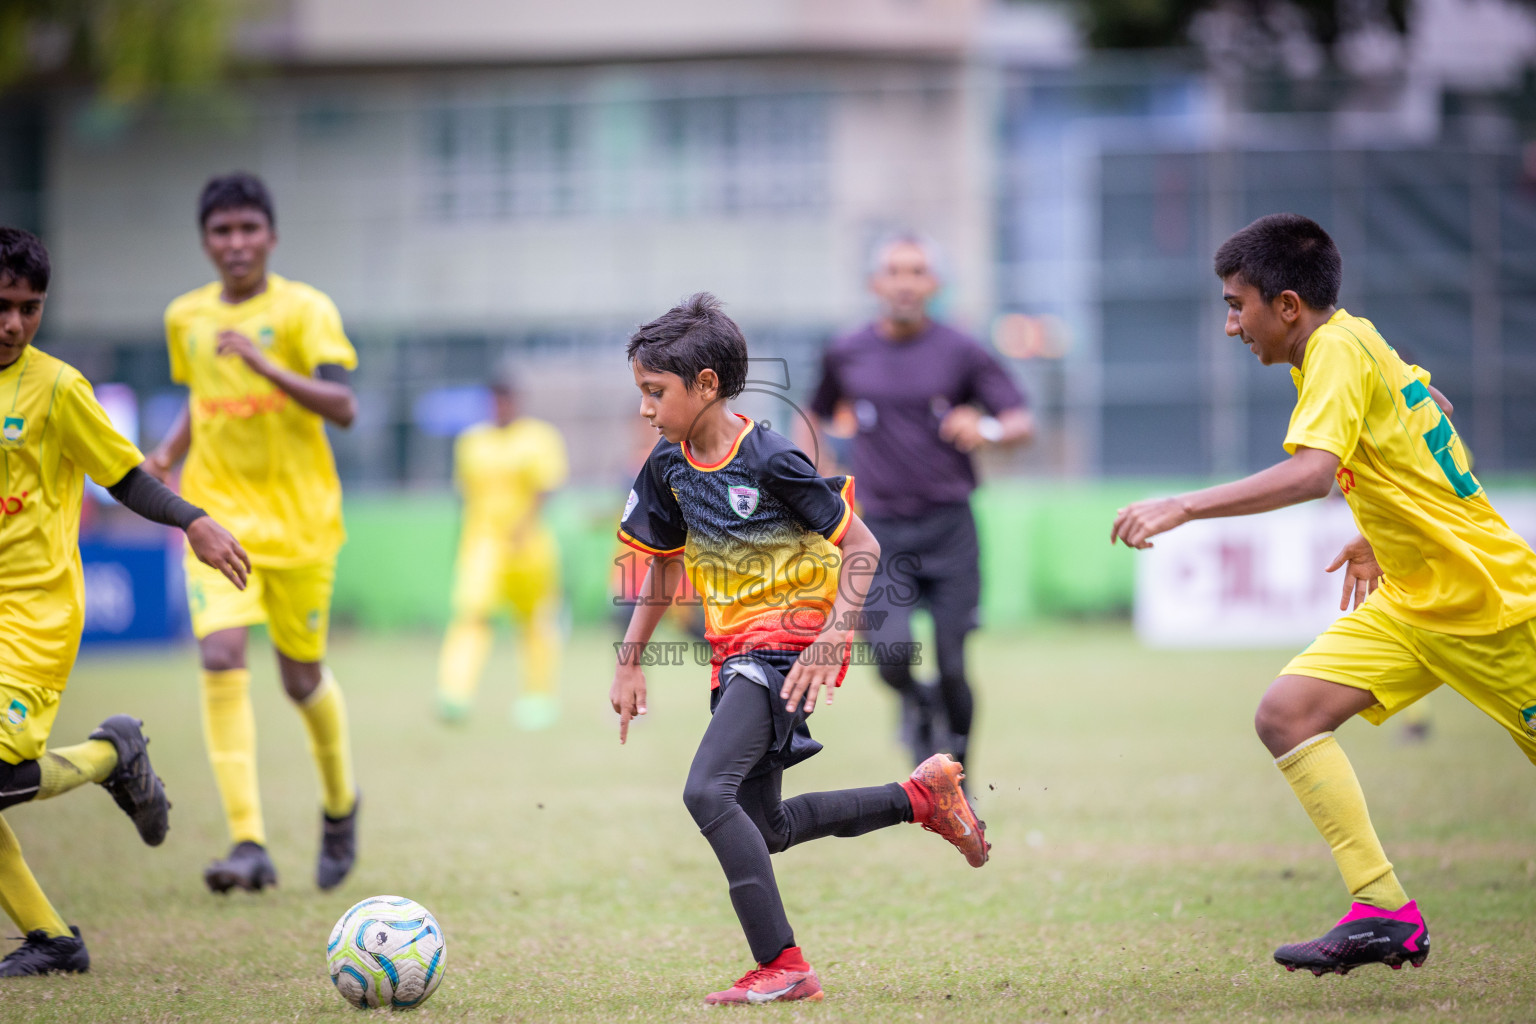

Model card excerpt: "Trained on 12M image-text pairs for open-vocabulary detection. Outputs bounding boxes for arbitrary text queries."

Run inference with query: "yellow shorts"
[1283,601,1536,763]
[451,535,560,621]
[185,555,335,662]
[0,672,61,765]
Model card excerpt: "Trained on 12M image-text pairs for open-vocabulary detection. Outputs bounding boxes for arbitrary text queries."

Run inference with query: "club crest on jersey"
[3,699,27,734]
[1,416,23,448]
[728,486,759,519]
[1522,702,1536,737]
[258,326,276,349]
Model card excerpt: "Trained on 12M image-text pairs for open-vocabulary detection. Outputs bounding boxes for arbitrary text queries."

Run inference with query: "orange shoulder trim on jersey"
[829,476,856,545]
[616,528,685,558]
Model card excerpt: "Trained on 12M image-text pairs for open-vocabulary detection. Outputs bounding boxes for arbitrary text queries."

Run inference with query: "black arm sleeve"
[106,467,208,531]
[316,364,351,385]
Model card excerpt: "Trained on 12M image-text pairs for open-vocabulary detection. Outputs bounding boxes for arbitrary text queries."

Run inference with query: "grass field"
[4,622,1534,1023]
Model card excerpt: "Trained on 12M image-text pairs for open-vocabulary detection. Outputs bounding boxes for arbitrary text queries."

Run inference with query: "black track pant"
[683,678,912,964]
[863,505,982,764]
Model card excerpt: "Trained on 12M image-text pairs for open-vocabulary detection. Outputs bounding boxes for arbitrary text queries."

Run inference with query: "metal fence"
[997,62,1536,477]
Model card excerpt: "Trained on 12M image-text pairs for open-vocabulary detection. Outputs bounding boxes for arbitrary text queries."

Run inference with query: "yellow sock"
[1277,732,1409,910]
[0,813,69,937]
[36,740,117,800]
[298,669,356,819]
[201,668,265,845]
[522,603,561,699]
[437,619,492,707]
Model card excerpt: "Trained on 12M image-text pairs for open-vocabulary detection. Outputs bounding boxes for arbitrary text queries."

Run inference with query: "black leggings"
[683,678,911,964]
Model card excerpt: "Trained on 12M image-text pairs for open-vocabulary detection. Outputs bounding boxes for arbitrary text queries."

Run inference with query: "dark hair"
[627,292,747,400]
[1214,213,1341,310]
[0,227,50,292]
[198,172,276,229]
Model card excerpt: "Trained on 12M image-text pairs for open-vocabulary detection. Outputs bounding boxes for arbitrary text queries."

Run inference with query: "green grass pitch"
[4,623,1534,1022]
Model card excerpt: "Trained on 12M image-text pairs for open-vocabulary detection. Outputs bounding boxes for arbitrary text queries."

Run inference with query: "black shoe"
[0,926,89,977]
[1274,900,1430,976]
[204,841,278,894]
[89,715,170,846]
[317,793,359,891]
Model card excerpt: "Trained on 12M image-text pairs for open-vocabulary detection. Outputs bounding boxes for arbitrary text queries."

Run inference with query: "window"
[428,101,583,220]
[425,89,827,221]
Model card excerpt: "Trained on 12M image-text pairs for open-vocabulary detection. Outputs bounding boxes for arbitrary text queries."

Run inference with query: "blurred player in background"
[436,363,569,728]
[0,228,248,974]
[1112,213,1536,977]
[611,294,990,1005]
[809,234,1033,772]
[145,173,361,895]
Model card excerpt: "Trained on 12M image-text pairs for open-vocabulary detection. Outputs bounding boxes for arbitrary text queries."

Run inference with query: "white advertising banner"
[1135,494,1536,649]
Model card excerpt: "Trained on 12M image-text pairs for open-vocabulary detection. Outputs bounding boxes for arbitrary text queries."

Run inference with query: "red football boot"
[904,753,990,867]
[704,947,825,1005]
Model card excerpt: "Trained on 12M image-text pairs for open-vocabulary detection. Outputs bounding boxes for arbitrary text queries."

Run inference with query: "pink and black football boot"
[1274,900,1429,976]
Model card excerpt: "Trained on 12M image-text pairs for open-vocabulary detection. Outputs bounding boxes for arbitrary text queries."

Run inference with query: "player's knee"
[756,822,789,854]
[1253,695,1302,755]
[753,806,792,853]
[279,661,323,703]
[682,776,732,828]
[199,638,246,672]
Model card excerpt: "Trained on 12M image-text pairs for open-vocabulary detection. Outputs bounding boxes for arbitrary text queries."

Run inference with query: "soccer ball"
[326,895,446,1009]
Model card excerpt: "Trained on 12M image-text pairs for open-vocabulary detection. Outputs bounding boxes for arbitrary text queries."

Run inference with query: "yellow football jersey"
[0,347,144,689]
[1285,309,1536,635]
[454,417,568,546]
[165,274,357,567]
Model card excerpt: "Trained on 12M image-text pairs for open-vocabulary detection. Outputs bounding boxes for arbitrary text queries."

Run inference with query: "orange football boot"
[704,947,824,1005]
[907,753,990,867]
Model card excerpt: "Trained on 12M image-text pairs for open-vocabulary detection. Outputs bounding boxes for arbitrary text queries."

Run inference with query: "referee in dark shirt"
[809,234,1033,773]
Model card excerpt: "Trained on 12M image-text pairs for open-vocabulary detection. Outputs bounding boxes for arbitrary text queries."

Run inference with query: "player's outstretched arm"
[143,403,191,482]
[106,465,251,589]
[1326,534,1383,610]
[1111,445,1340,550]
[215,330,357,427]
[610,552,685,744]
[781,513,880,715]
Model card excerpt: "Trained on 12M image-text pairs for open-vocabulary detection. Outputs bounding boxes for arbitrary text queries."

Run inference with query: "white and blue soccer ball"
[326,895,446,1009]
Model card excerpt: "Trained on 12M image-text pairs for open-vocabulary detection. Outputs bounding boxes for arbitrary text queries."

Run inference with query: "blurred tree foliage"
[1075,0,1407,50]
[1068,0,1536,54]
[0,0,239,103]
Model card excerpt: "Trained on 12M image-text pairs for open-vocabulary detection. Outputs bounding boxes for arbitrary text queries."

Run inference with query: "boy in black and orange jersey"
[610,294,989,1005]
[0,227,248,975]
